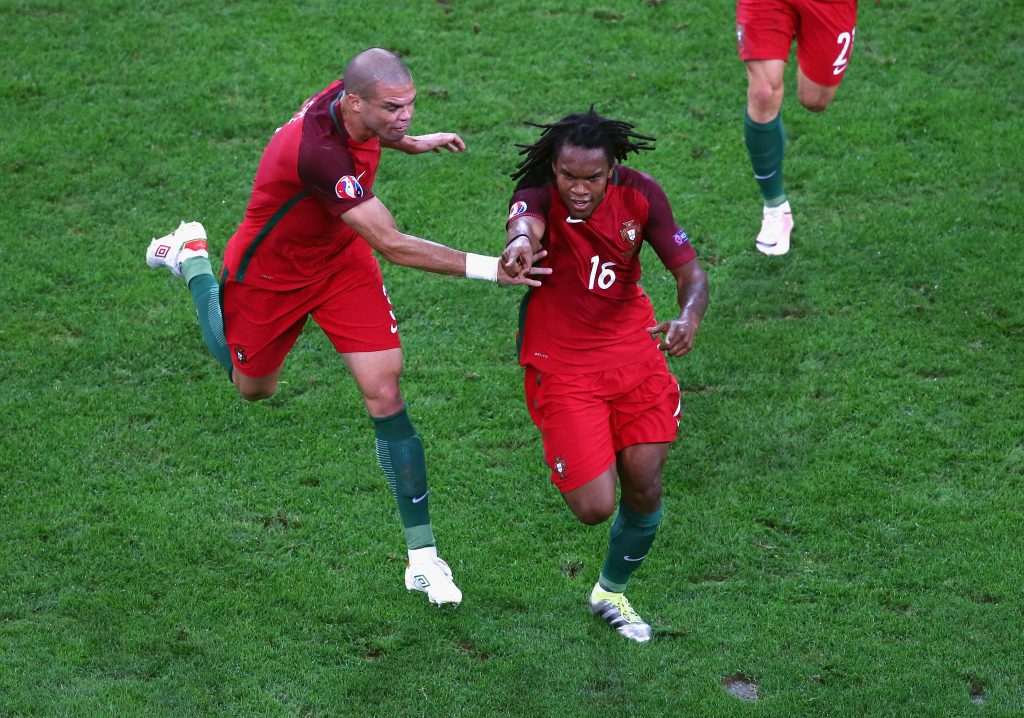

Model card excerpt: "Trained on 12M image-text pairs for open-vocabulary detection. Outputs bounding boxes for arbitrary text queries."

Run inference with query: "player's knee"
[747,82,783,120]
[631,490,662,515]
[235,383,277,401]
[577,509,612,526]
[234,377,278,401]
[232,369,279,401]
[575,501,616,526]
[799,94,832,112]
[238,385,276,402]
[361,381,404,416]
[797,84,837,113]
[364,394,404,417]
[623,478,663,514]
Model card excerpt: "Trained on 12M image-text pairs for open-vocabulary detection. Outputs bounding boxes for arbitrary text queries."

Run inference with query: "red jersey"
[508,166,696,374]
[222,80,381,290]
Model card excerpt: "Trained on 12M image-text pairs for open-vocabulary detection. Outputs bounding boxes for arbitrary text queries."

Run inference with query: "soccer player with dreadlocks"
[501,109,709,642]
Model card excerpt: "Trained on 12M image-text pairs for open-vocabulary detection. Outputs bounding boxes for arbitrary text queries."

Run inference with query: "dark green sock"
[744,110,787,207]
[599,504,663,593]
[373,407,435,550]
[181,257,232,377]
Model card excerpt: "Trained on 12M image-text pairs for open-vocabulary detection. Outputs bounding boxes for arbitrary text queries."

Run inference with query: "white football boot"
[755,201,793,256]
[405,546,462,606]
[589,583,652,642]
[146,221,208,277]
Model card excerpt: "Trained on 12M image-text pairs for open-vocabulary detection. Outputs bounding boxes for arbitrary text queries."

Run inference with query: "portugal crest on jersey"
[620,219,642,260]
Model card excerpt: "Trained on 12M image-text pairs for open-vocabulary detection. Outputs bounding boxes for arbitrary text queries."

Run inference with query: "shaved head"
[343,48,413,99]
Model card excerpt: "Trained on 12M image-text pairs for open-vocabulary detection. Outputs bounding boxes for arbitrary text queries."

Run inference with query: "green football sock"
[744,110,787,207]
[181,257,232,377]
[599,504,663,593]
[373,407,435,550]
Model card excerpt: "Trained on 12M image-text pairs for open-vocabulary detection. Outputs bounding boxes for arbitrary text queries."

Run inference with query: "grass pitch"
[1,1,1022,716]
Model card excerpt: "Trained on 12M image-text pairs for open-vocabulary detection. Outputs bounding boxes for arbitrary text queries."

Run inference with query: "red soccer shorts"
[222,243,401,377]
[737,0,858,87]
[524,355,681,493]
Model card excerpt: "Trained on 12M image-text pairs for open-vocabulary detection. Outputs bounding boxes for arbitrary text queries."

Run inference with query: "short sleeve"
[298,133,375,218]
[506,186,551,227]
[621,167,696,270]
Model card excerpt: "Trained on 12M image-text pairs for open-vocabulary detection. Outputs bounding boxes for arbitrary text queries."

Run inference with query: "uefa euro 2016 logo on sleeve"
[507,201,527,221]
[673,229,690,246]
[335,175,364,200]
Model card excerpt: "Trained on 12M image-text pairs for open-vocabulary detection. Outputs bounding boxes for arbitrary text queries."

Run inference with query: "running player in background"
[145,48,546,607]
[501,109,709,642]
[737,0,859,255]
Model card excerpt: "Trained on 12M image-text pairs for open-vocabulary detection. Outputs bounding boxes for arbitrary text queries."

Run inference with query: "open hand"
[417,132,466,153]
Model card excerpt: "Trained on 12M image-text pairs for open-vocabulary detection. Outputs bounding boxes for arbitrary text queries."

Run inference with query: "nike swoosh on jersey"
[565,216,585,223]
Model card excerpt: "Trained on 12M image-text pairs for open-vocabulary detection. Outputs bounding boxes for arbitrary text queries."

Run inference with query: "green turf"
[2,1,1022,716]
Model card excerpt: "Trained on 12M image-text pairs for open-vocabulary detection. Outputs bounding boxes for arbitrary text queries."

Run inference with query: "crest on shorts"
[508,201,527,221]
[233,346,248,365]
[554,455,568,481]
[335,175,364,200]
[736,23,745,51]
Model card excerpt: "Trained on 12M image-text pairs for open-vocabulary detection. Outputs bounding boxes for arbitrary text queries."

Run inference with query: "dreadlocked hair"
[511,106,656,190]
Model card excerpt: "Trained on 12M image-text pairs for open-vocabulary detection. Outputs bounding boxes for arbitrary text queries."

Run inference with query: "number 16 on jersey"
[588,255,617,290]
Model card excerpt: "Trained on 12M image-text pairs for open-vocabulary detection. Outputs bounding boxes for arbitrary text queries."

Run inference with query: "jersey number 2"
[833,28,855,76]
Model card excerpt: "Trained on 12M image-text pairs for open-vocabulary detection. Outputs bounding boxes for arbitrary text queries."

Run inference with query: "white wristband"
[465,252,499,282]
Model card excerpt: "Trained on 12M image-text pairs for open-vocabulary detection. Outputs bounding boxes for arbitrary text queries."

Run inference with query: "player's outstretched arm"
[342,197,548,286]
[646,257,709,357]
[380,132,465,155]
